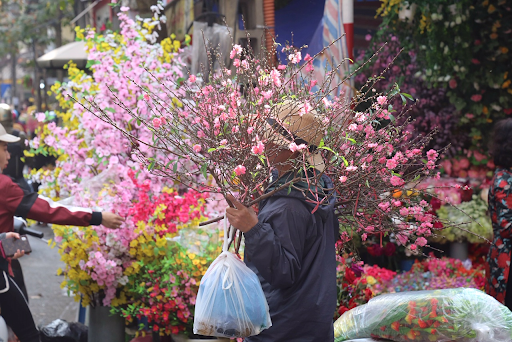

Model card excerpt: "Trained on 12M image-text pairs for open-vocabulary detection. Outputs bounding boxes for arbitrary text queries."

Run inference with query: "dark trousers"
[0,271,40,342]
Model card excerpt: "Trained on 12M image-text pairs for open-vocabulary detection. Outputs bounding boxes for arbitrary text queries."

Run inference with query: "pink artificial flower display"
[234,165,246,176]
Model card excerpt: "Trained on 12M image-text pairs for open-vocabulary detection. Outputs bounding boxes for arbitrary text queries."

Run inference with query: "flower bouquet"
[334,288,512,342]
[384,256,486,294]
[434,195,492,243]
[116,235,219,336]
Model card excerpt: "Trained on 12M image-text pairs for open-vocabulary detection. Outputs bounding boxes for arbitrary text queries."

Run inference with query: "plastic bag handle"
[222,208,235,253]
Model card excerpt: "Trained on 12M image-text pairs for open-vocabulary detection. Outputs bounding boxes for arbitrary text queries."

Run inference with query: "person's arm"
[243,207,309,289]
[2,175,123,228]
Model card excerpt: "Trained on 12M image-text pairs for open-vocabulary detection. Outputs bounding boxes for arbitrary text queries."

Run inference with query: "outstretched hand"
[102,212,125,229]
[225,194,259,233]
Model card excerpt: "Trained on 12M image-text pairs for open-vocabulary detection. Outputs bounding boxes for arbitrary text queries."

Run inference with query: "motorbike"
[0,217,44,342]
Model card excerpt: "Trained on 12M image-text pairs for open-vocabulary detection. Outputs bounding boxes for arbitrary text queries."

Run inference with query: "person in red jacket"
[0,123,124,342]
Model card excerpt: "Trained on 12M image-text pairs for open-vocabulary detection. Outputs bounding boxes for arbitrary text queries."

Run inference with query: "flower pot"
[450,241,468,261]
[87,305,125,342]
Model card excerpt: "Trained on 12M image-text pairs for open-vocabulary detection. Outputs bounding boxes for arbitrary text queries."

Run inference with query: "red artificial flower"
[338,306,349,316]
[344,268,357,284]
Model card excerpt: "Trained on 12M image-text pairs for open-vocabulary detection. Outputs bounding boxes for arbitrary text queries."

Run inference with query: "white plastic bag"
[193,214,272,338]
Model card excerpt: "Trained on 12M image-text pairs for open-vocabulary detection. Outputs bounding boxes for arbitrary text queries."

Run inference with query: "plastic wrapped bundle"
[334,288,512,342]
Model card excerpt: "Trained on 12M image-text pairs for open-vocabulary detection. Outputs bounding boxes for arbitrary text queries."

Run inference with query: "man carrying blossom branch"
[226,101,338,342]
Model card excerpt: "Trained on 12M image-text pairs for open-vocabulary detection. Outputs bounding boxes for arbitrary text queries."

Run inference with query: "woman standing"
[486,118,512,309]
[0,122,125,342]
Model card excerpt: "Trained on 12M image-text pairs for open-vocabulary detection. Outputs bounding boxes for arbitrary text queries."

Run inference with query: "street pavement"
[18,224,80,328]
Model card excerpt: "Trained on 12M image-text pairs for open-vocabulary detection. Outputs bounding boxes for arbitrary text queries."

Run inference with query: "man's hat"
[0,122,20,143]
[267,100,326,172]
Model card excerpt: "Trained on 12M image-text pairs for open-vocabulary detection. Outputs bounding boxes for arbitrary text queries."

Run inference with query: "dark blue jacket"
[244,173,338,342]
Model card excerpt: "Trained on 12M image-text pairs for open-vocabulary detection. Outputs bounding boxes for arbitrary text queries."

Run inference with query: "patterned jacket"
[485,168,512,304]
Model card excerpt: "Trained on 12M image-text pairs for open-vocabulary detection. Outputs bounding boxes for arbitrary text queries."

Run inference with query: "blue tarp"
[274,0,325,62]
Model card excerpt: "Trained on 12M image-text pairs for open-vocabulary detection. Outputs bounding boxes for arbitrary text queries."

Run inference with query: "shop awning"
[37,41,88,69]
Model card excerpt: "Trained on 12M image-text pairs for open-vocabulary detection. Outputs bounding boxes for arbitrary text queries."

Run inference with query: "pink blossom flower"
[220,139,228,145]
[399,207,409,216]
[390,175,405,186]
[378,202,390,212]
[386,159,398,169]
[270,69,281,87]
[415,237,427,247]
[346,165,358,171]
[232,125,239,133]
[261,90,272,99]
[348,123,358,131]
[471,94,482,102]
[377,96,387,106]
[192,144,201,153]
[299,101,312,116]
[449,79,457,89]
[365,225,375,232]
[152,118,162,128]
[288,142,307,152]
[322,98,332,108]
[277,64,287,70]
[85,158,94,166]
[234,165,246,176]
[426,149,438,160]
[120,6,129,11]
[36,112,46,122]
[288,51,302,64]
[339,176,347,183]
[230,44,242,59]
[365,34,372,41]
[409,244,417,251]
[251,141,265,154]
[188,74,197,83]
[247,127,254,134]
[241,60,250,69]
[233,59,241,67]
